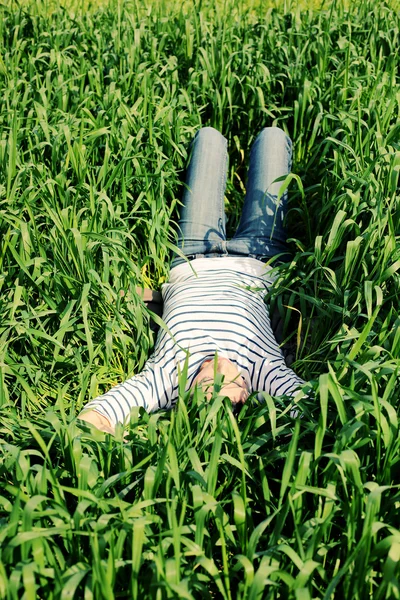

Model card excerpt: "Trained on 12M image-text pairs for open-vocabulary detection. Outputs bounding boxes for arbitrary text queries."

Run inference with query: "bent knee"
[195,126,226,142]
[257,126,291,144]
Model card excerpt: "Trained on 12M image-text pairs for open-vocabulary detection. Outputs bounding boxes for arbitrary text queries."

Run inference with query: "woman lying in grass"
[79,126,306,434]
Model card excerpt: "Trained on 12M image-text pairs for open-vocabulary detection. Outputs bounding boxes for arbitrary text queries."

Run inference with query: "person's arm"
[78,288,164,434]
[77,360,158,433]
[258,356,306,398]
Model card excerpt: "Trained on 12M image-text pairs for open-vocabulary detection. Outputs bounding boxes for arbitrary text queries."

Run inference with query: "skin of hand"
[77,410,115,435]
[191,356,249,407]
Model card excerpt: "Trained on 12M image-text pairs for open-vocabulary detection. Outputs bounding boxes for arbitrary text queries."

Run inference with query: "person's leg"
[171,127,228,268]
[227,127,292,261]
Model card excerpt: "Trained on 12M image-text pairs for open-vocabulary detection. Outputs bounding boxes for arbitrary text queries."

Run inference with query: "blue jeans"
[171,126,293,268]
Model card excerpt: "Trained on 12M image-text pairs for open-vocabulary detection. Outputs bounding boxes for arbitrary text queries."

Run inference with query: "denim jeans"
[171,126,293,268]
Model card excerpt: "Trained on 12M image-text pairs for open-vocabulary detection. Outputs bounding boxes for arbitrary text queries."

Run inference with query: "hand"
[77,410,115,435]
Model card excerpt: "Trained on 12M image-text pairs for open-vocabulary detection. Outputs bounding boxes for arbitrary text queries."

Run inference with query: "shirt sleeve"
[258,356,305,398]
[82,359,158,427]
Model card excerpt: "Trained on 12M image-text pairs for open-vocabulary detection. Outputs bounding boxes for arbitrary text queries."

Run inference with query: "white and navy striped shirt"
[84,256,305,426]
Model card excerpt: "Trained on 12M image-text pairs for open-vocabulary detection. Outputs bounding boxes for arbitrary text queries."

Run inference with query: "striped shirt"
[83,256,305,426]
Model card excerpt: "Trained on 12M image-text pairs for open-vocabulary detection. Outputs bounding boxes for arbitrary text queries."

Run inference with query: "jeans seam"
[218,142,228,254]
[287,137,293,172]
[219,141,227,242]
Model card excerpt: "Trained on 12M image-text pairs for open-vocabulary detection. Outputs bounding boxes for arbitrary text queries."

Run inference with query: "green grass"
[0,0,400,597]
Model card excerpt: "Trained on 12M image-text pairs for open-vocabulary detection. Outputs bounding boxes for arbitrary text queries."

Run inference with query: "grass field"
[1,0,400,597]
